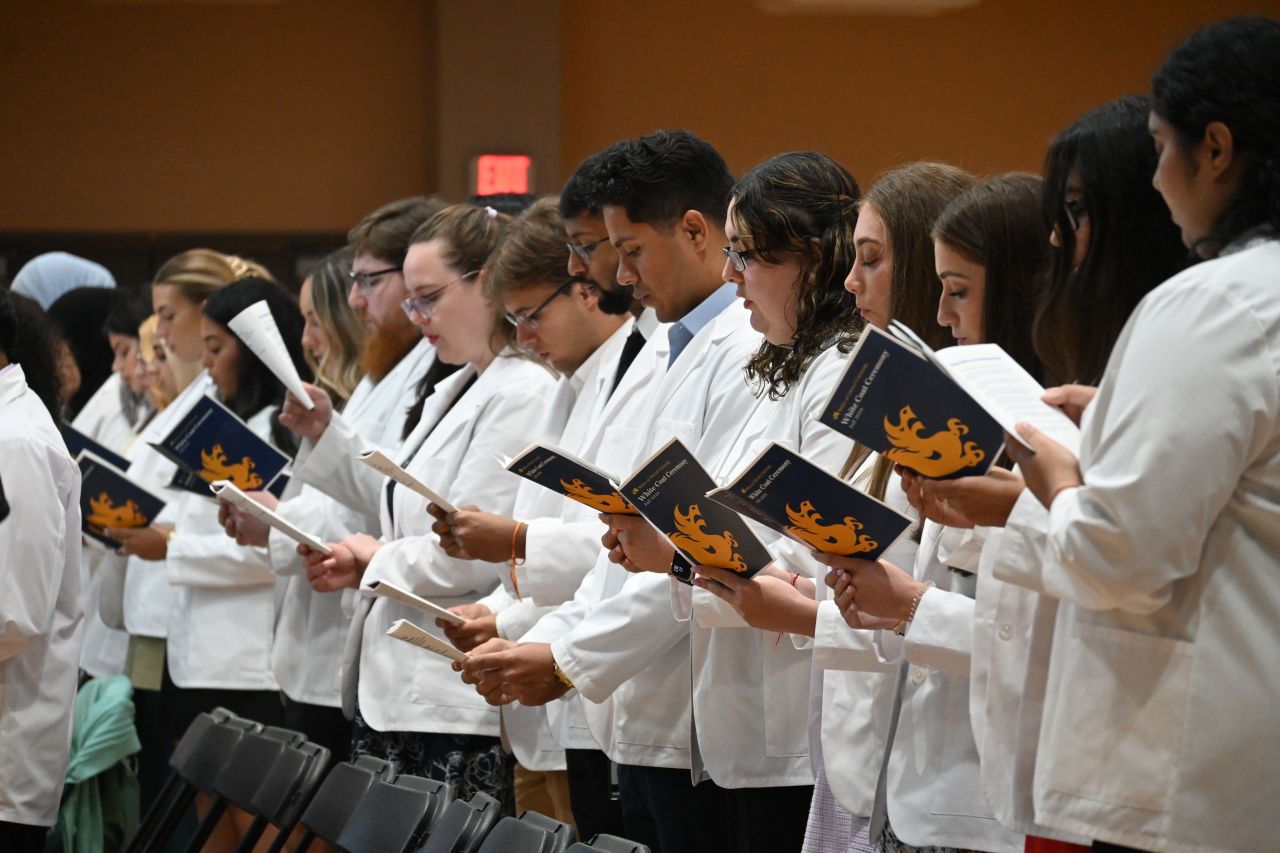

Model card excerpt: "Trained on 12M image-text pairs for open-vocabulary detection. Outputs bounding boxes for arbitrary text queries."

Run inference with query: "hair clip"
[485,206,498,219]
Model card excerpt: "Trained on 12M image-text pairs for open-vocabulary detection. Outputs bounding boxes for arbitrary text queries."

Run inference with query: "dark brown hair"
[484,197,570,297]
[348,196,446,266]
[729,151,862,399]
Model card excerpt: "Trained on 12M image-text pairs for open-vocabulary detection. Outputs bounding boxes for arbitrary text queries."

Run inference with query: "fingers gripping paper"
[209,480,332,554]
[227,299,315,410]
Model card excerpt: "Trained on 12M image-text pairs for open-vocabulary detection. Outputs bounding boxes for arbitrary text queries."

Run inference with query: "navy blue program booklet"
[707,442,912,559]
[505,443,638,515]
[619,438,773,577]
[77,450,167,548]
[149,394,290,496]
[60,422,130,472]
[816,323,1004,479]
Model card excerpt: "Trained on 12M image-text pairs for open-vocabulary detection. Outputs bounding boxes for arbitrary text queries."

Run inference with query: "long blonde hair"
[305,248,364,403]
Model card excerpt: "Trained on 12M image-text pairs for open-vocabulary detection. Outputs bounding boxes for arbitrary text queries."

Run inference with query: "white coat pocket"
[1040,623,1192,813]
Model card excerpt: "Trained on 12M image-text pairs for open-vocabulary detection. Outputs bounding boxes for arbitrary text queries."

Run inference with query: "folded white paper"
[227,299,315,410]
[209,480,332,555]
[386,618,469,662]
[366,580,464,625]
[357,449,458,512]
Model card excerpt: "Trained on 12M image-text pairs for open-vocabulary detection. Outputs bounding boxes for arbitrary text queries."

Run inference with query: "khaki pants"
[514,765,577,836]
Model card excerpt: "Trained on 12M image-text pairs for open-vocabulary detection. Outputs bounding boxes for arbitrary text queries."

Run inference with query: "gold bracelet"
[894,580,935,636]
[509,521,526,601]
[552,656,574,689]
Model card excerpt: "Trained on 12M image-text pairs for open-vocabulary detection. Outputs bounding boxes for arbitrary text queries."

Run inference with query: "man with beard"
[219,197,446,756]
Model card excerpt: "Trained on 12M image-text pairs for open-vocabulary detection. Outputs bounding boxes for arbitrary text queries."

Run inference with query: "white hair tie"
[485,206,498,219]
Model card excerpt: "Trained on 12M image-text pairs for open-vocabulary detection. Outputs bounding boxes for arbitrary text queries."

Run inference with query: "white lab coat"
[877,522,1023,852]
[0,365,86,827]
[293,339,436,519]
[802,453,919,820]
[349,352,560,735]
[73,372,138,677]
[267,345,434,708]
[525,299,763,771]
[970,500,1088,844]
[518,312,672,759]
[995,236,1280,853]
[477,318,644,771]
[664,345,855,789]
[163,405,283,690]
[118,373,216,639]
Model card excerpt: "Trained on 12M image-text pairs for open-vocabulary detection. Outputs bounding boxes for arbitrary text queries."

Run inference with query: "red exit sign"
[473,154,533,195]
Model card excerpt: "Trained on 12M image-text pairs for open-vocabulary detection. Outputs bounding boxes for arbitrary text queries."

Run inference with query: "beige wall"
[2,0,1278,234]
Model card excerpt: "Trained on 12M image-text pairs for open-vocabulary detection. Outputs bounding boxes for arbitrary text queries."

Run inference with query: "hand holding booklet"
[365,580,464,625]
[504,442,638,515]
[816,322,1080,479]
[227,299,315,409]
[209,480,331,555]
[385,619,469,662]
[619,438,773,577]
[150,395,292,496]
[77,451,166,548]
[357,449,458,513]
[707,442,912,560]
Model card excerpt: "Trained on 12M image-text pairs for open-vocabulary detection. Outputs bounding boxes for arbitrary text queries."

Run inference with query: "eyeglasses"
[504,279,575,330]
[349,265,403,294]
[400,270,480,321]
[722,245,774,273]
[1064,198,1089,231]
[565,236,610,264]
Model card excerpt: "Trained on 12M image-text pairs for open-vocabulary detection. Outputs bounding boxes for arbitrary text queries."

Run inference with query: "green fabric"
[55,675,142,853]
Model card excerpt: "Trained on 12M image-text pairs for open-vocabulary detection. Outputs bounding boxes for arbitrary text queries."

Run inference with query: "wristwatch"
[670,552,694,585]
[552,656,574,690]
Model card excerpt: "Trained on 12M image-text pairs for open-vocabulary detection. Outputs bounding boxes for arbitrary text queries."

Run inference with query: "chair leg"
[233,815,268,853]
[139,787,197,853]
[183,797,230,853]
[126,774,185,852]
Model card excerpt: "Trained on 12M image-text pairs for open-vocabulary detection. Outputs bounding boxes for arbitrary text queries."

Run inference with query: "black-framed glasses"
[504,279,576,330]
[400,270,480,321]
[566,236,610,264]
[349,265,403,293]
[722,245,774,273]
[1064,198,1089,231]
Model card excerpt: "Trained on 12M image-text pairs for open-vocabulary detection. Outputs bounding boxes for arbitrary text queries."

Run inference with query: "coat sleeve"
[995,285,1279,614]
[0,438,74,662]
[291,412,386,520]
[517,518,610,606]
[166,492,276,588]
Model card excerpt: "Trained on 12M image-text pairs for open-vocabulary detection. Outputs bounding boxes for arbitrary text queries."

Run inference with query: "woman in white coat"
[304,205,559,809]
[819,174,1053,853]
[1003,19,1280,853]
[0,291,85,850]
[218,250,369,763]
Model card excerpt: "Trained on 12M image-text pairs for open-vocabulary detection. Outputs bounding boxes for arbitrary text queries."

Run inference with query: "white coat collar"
[0,363,26,405]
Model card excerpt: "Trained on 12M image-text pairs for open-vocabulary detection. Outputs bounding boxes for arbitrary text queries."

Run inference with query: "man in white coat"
[222,197,443,761]
[0,290,86,850]
[461,130,764,853]
[432,193,645,837]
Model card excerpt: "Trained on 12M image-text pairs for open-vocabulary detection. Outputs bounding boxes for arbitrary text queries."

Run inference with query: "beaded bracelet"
[893,580,936,636]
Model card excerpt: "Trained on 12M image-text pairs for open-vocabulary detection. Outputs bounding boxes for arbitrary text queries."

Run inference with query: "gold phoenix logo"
[670,503,748,573]
[87,492,149,531]
[200,444,264,489]
[560,478,637,514]
[883,405,985,477]
[785,500,878,556]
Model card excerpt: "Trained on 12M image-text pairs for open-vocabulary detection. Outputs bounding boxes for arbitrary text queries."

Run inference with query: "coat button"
[910,667,926,686]
[998,623,1014,641]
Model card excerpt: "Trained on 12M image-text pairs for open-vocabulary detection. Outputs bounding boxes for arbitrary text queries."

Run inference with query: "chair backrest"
[335,775,451,853]
[566,836,650,853]
[476,814,571,853]
[517,810,574,851]
[295,755,396,845]
[250,741,331,830]
[174,717,261,792]
[415,791,502,853]
[212,726,307,811]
